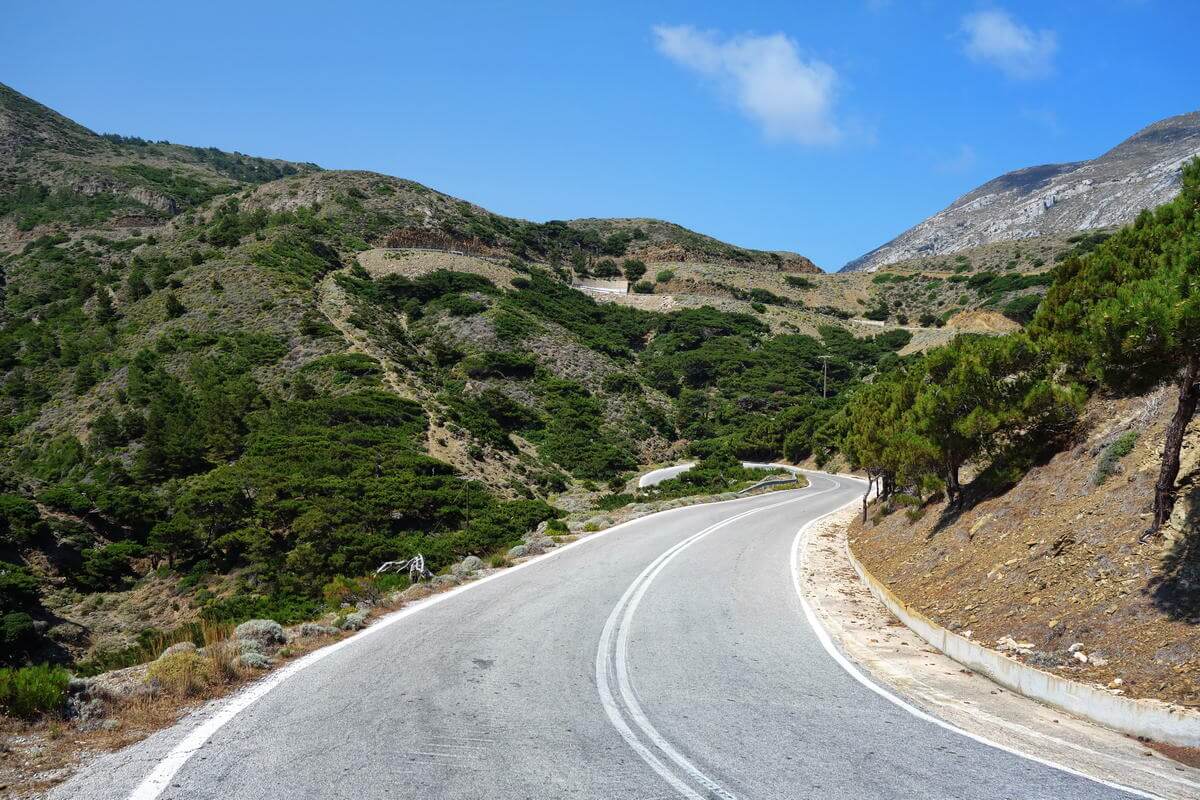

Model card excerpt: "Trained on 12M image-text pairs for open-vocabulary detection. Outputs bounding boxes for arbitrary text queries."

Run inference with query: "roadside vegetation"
[0,83,897,685]
[835,159,1200,547]
[5,75,1196,755]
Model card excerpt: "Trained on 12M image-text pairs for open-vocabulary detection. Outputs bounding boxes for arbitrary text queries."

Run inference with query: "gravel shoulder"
[799,504,1200,799]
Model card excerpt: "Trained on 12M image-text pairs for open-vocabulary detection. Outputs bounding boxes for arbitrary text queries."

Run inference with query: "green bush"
[462,351,536,380]
[632,280,655,294]
[1002,294,1042,325]
[0,496,44,546]
[0,664,70,719]
[595,493,635,510]
[622,259,647,282]
[655,269,674,283]
[863,302,889,321]
[1094,431,1138,486]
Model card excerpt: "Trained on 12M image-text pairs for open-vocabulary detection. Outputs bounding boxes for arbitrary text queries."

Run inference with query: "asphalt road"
[636,461,799,488]
[637,462,697,487]
[55,473,1136,800]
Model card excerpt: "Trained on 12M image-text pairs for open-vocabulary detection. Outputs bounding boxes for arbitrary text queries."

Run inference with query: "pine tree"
[73,356,98,395]
[1036,158,1200,532]
[164,291,186,320]
[94,288,116,326]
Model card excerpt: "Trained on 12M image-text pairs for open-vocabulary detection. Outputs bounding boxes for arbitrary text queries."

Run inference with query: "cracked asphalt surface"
[52,474,1138,799]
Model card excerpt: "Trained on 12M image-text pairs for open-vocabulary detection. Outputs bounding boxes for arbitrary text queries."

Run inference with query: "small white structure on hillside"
[571,278,629,295]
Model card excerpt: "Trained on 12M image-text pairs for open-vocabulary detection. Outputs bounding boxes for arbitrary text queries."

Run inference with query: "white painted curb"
[845,540,1200,748]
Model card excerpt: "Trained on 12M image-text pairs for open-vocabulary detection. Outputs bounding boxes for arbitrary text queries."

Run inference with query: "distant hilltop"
[842,110,1200,272]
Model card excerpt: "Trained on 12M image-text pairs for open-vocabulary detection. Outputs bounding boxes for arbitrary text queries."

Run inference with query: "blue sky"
[2,1,1196,269]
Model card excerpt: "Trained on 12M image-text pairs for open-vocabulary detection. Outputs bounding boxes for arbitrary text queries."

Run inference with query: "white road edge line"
[788,476,1162,800]
[122,488,799,800]
[596,486,838,800]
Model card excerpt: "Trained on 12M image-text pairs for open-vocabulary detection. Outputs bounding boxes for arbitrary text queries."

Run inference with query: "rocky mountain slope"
[843,110,1200,272]
[0,84,320,237]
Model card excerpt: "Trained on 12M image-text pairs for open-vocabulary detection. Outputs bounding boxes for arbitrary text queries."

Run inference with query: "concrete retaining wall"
[846,543,1200,747]
[572,278,629,294]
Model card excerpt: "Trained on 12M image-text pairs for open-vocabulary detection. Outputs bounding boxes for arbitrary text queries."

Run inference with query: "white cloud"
[652,25,841,145]
[960,9,1057,80]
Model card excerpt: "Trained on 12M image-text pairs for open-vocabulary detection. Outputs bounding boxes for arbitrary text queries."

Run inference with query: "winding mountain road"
[55,474,1138,800]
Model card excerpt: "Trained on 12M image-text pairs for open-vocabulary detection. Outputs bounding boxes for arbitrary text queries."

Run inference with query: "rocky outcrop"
[843,111,1200,272]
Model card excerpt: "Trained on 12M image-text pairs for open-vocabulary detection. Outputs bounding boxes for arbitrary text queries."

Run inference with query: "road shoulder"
[796,504,1200,800]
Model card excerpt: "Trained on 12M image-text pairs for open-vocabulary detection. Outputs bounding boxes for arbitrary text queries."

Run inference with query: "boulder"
[524,537,553,555]
[66,695,107,730]
[235,619,286,650]
[506,544,529,559]
[393,584,433,603]
[453,555,485,575]
[82,664,153,702]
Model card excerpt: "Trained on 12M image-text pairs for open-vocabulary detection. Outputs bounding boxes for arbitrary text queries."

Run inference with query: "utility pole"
[457,475,472,527]
[818,355,832,399]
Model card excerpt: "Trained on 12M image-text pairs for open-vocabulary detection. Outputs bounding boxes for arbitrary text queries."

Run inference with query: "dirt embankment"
[849,387,1200,707]
[945,309,1021,333]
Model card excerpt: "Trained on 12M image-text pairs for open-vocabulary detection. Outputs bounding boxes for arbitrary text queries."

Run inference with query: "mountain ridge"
[842,110,1200,272]
[0,83,818,272]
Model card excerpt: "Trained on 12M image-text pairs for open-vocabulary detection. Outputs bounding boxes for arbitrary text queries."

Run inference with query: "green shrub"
[592,258,621,278]
[595,493,635,510]
[863,302,889,321]
[0,664,70,719]
[74,541,146,591]
[783,275,814,289]
[1002,294,1042,325]
[462,351,536,380]
[655,269,674,283]
[322,575,380,608]
[622,259,647,282]
[1094,431,1138,486]
[632,280,655,294]
[0,496,44,546]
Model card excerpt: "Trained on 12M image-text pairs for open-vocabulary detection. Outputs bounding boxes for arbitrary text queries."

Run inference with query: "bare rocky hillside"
[843,110,1200,272]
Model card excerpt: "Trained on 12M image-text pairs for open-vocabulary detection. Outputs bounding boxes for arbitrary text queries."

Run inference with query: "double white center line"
[594,487,836,800]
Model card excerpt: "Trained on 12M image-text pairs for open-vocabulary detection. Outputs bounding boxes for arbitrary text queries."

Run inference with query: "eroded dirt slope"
[850,387,1200,707]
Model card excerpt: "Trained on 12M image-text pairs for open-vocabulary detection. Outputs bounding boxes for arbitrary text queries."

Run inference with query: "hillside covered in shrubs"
[0,84,900,675]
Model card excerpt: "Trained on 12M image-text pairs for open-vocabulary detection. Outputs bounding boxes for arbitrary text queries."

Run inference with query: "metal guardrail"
[737,476,800,495]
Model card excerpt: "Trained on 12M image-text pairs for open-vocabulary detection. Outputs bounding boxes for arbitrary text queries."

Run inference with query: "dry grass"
[0,618,348,797]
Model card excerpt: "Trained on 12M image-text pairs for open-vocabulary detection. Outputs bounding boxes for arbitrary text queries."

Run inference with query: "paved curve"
[55,474,1136,800]
[636,461,799,489]
[637,461,697,487]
